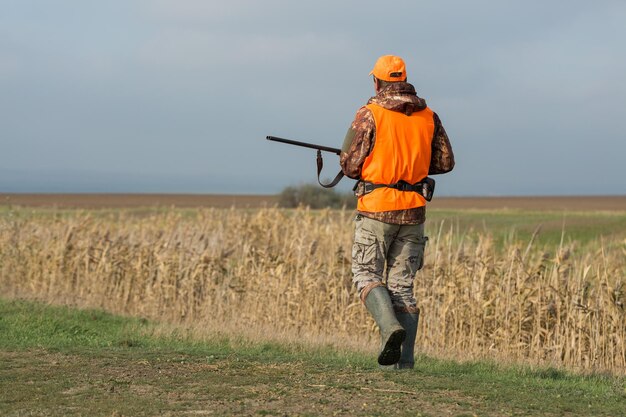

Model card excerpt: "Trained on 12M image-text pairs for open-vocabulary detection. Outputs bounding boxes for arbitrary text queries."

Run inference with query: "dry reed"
[1,207,624,373]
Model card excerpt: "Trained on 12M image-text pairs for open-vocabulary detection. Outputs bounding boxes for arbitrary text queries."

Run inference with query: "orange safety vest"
[358,103,434,213]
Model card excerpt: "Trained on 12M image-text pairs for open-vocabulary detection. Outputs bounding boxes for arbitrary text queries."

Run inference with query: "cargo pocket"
[353,231,378,266]
[352,221,385,278]
[407,235,428,273]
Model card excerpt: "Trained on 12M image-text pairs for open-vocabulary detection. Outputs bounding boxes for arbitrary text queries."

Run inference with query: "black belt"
[353,177,436,201]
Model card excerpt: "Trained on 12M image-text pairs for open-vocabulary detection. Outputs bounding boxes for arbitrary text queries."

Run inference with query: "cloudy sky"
[1,0,625,195]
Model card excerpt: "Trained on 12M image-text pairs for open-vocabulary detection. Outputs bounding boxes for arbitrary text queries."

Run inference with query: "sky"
[1,0,625,196]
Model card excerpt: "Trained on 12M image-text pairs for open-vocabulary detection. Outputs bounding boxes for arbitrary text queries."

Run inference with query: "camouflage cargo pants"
[352,214,428,313]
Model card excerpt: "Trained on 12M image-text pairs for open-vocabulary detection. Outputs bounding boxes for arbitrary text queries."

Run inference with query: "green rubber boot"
[364,286,406,366]
[396,312,419,369]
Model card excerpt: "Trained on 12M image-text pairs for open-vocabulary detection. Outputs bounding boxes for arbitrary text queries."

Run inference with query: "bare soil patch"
[0,193,278,209]
[0,349,483,417]
[2,193,625,211]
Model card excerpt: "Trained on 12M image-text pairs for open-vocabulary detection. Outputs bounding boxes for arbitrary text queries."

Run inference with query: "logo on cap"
[369,55,407,82]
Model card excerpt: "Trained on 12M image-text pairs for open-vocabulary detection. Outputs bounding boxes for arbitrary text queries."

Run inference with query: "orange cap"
[369,55,407,82]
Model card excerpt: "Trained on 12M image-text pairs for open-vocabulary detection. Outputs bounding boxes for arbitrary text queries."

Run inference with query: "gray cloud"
[1,0,625,195]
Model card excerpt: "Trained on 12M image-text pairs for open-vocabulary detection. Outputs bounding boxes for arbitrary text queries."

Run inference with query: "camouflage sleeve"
[340,106,375,179]
[429,112,455,175]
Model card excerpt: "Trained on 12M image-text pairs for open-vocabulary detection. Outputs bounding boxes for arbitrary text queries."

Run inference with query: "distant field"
[0,193,278,209]
[1,193,626,211]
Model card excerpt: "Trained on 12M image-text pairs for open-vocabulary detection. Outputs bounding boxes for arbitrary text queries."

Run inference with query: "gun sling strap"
[314,147,435,201]
[316,150,344,188]
[353,177,436,201]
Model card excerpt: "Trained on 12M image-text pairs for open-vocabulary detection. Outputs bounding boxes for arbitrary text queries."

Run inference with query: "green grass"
[427,208,626,247]
[1,298,624,416]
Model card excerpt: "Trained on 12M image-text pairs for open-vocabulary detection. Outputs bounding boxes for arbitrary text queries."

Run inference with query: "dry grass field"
[1,196,625,374]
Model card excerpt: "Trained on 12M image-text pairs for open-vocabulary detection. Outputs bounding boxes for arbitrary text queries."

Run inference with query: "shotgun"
[266,135,344,188]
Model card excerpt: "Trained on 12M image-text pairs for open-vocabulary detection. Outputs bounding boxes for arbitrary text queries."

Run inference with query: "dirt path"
[0,349,494,417]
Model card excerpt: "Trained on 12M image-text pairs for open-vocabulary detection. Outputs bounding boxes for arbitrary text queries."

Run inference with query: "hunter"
[340,55,455,368]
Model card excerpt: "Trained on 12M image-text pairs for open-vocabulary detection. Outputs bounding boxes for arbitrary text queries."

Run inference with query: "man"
[340,55,455,368]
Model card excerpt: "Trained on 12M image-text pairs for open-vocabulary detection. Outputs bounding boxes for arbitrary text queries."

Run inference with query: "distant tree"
[278,184,356,209]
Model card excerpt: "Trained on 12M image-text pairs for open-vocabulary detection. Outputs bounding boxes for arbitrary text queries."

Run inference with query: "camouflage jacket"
[340,82,455,225]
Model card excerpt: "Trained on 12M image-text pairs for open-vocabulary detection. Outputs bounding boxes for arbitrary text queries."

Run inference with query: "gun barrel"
[266,136,341,155]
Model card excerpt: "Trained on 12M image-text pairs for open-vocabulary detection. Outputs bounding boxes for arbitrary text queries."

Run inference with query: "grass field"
[1,195,625,415]
[2,298,625,417]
